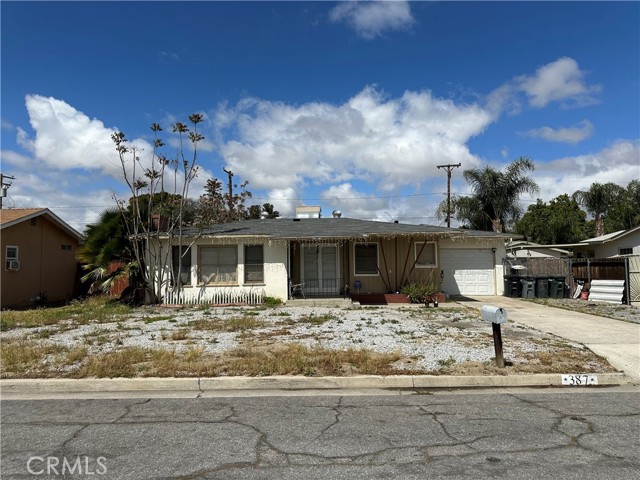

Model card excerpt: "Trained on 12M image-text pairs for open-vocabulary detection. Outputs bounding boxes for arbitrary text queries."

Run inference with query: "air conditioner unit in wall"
[6,260,20,271]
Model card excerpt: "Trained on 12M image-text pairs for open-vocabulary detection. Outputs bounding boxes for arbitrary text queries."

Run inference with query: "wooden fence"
[504,255,638,305]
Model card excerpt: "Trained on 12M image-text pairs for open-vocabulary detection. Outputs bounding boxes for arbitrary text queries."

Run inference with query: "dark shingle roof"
[179,218,514,241]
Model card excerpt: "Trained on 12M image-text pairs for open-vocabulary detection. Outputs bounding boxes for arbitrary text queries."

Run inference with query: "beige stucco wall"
[1,216,79,308]
[592,230,640,258]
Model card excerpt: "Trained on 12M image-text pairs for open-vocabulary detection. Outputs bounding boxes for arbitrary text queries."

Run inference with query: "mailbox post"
[481,305,507,368]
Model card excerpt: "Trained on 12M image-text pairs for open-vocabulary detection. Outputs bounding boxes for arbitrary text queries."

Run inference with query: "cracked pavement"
[1,390,639,479]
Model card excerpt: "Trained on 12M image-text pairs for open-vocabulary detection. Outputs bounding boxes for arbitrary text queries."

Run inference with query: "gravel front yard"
[0,299,618,379]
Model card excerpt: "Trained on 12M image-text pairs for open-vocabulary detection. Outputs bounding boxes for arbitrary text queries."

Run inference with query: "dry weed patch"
[191,315,265,332]
[1,339,88,378]
[0,296,133,331]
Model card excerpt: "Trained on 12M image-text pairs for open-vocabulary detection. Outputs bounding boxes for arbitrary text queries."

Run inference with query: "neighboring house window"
[414,242,437,268]
[354,243,378,275]
[172,245,192,286]
[619,247,633,255]
[244,245,264,283]
[5,245,19,271]
[199,246,237,284]
[61,244,72,250]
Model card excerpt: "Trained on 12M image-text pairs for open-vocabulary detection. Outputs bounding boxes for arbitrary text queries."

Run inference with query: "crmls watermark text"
[27,456,107,476]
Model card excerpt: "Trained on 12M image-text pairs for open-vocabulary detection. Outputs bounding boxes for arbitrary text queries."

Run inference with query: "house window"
[619,248,633,255]
[199,246,237,284]
[61,244,72,251]
[414,242,437,268]
[172,245,192,286]
[244,245,264,283]
[354,243,378,275]
[5,245,19,271]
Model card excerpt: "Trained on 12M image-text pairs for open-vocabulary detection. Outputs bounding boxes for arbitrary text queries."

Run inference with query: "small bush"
[401,283,439,303]
[262,296,283,307]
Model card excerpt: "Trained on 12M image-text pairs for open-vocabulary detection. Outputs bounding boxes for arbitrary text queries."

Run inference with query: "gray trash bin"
[521,279,535,298]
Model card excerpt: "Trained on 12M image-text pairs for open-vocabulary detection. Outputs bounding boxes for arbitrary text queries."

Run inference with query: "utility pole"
[223,168,234,212]
[0,174,15,209]
[436,163,461,228]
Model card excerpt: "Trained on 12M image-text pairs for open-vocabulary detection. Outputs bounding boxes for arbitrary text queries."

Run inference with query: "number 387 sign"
[561,374,598,386]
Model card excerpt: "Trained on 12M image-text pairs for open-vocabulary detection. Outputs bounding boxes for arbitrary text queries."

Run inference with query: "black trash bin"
[548,278,559,298]
[504,275,520,298]
[535,277,549,298]
[554,276,567,298]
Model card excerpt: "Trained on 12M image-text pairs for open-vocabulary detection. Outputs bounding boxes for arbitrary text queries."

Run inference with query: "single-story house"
[1,208,83,308]
[535,226,640,259]
[151,215,513,304]
[571,227,640,258]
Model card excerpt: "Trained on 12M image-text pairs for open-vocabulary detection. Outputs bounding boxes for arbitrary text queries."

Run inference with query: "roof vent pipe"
[332,210,342,218]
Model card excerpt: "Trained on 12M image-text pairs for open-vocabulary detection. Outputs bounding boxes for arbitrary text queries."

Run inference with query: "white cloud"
[486,57,601,116]
[216,86,489,208]
[524,119,594,144]
[329,0,415,39]
[320,183,388,218]
[516,57,601,108]
[0,150,33,168]
[157,51,180,62]
[23,94,127,177]
[20,95,217,195]
[531,140,640,202]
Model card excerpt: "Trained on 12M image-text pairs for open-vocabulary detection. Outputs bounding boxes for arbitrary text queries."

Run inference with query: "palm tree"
[443,157,539,232]
[76,210,136,294]
[572,182,623,237]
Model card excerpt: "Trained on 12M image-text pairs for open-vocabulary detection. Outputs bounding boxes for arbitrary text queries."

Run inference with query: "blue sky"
[1,1,639,232]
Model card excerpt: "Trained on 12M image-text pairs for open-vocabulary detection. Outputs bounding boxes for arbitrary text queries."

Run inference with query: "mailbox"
[481,305,508,324]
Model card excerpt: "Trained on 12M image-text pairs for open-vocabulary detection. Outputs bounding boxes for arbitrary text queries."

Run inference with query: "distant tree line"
[437,158,640,244]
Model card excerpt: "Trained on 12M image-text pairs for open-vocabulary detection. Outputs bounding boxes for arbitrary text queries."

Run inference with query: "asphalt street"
[1,388,639,479]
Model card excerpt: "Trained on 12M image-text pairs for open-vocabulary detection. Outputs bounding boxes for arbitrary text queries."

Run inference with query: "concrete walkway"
[456,296,640,382]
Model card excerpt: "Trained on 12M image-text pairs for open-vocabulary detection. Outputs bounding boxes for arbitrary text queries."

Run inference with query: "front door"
[302,245,339,296]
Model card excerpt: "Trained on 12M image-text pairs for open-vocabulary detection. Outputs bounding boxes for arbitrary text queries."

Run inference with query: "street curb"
[0,372,631,396]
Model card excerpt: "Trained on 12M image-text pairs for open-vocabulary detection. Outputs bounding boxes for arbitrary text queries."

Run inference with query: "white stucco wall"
[155,238,289,304]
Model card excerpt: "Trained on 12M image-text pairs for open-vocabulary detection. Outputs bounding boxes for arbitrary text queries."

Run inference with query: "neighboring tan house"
[151,211,513,305]
[536,226,640,259]
[1,208,83,308]
[570,226,640,258]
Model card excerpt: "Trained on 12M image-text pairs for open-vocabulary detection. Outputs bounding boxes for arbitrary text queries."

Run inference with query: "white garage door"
[440,249,495,296]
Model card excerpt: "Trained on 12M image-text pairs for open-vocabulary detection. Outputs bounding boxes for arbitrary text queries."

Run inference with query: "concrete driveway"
[456,296,640,383]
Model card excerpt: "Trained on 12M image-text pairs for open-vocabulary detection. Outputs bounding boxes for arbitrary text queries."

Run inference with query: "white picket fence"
[163,288,265,306]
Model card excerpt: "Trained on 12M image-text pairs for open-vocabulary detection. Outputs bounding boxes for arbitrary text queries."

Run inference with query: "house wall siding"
[592,230,640,257]
[1,216,79,308]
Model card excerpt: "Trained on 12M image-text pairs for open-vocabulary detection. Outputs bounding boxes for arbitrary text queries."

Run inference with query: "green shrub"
[262,296,283,307]
[400,283,439,303]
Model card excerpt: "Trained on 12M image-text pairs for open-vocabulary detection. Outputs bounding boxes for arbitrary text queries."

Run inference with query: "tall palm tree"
[572,182,623,237]
[462,157,539,232]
